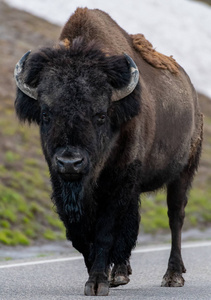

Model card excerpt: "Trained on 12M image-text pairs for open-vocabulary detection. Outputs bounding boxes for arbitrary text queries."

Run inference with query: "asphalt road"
[0,241,211,300]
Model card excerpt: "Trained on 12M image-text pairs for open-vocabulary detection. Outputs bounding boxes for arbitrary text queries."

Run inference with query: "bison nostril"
[73,158,83,168]
[56,156,65,168]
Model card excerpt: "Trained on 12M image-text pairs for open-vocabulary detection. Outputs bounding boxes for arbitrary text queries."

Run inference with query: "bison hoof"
[110,275,130,288]
[84,281,109,296]
[109,263,131,288]
[161,270,185,287]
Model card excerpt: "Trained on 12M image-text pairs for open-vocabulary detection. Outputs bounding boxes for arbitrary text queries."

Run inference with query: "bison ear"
[104,54,141,126]
[15,88,41,124]
[14,49,49,124]
[103,54,132,90]
[102,53,139,102]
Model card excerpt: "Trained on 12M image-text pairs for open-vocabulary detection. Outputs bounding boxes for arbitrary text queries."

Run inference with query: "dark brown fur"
[60,8,202,167]
[15,7,203,296]
[60,8,203,293]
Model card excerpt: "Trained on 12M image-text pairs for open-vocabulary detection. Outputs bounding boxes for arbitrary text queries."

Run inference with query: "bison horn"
[14,50,38,100]
[111,53,139,102]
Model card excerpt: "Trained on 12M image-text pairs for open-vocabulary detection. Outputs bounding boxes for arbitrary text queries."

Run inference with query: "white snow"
[5,0,211,98]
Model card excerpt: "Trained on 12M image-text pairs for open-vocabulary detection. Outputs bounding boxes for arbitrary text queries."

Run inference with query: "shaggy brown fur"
[60,8,179,73]
[60,8,136,56]
[15,7,203,297]
[131,34,179,74]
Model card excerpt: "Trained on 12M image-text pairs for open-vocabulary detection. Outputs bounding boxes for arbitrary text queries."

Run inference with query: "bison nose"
[56,156,84,172]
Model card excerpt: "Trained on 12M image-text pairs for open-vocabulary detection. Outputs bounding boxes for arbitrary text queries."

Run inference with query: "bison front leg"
[84,250,110,296]
[84,198,140,295]
[109,200,140,288]
[84,215,114,296]
[161,168,193,287]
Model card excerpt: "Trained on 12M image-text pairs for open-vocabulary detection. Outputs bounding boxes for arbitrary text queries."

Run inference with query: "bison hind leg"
[162,135,202,288]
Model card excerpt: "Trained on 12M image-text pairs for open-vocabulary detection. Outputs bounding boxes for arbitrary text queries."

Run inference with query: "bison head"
[14,38,140,221]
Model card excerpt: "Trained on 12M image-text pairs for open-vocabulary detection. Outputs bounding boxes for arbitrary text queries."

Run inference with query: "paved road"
[0,241,211,300]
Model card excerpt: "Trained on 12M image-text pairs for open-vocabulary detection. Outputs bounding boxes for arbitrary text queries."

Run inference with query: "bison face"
[38,79,114,183]
[14,38,140,184]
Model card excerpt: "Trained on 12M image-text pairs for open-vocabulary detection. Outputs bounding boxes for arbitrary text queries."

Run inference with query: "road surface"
[0,241,211,299]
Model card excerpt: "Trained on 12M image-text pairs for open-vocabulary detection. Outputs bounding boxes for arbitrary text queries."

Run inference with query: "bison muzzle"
[14,7,203,296]
[54,147,89,181]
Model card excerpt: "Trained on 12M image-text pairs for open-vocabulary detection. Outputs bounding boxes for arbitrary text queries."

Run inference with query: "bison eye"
[42,111,50,123]
[97,113,106,126]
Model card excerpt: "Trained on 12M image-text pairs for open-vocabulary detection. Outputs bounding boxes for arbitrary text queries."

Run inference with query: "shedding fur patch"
[59,38,71,48]
[131,34,179,74]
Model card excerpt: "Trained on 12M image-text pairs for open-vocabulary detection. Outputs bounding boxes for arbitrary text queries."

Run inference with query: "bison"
[14,7,203,296]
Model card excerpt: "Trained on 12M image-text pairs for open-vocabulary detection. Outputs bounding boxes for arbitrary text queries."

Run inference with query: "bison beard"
[51,170,96,225]
[53,181,84,223]
[14,7,203,297]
